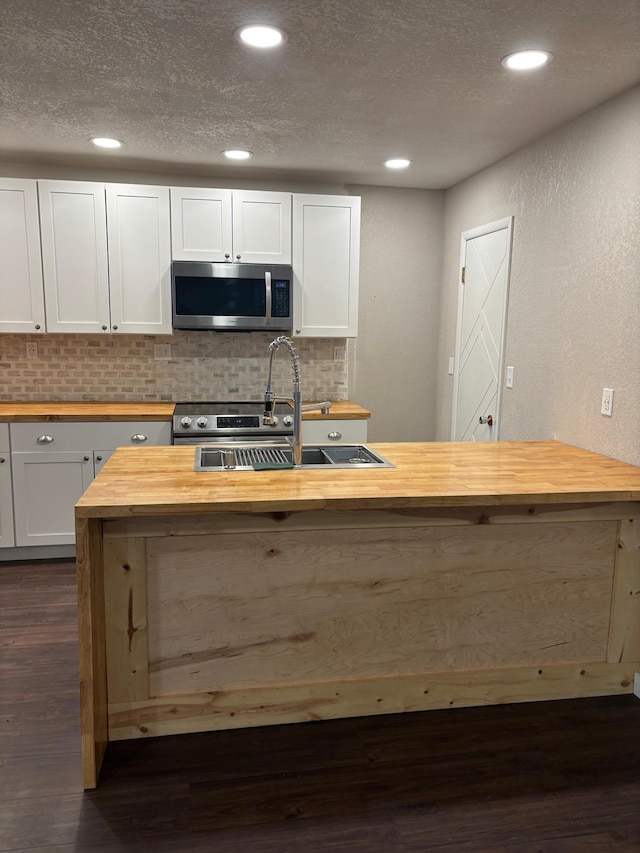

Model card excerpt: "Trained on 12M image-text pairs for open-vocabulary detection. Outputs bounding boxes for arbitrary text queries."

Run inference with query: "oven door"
[173,434,291,446]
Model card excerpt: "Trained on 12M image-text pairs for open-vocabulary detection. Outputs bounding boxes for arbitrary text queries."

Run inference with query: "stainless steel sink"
[194,444,394,471]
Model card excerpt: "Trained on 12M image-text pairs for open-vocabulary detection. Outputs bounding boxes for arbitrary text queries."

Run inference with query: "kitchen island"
[75,440,640,788]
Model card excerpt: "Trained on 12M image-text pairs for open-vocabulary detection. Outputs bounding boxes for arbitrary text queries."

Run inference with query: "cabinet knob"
[102,325,108,331]
[0,457,5,463]
[36,435,54,444]
[131,433,147,443]
[236,254,241,260]
[112,325,118,331]
[83,456,90,462]
[35,324,41,330]
[328,431,342,441]
[224,253,230,260]
[96,455,103,461]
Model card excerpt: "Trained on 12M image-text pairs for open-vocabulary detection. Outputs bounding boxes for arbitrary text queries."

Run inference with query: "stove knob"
[282,415,294,427]
[196,416,209,429]
[180,416,193,428]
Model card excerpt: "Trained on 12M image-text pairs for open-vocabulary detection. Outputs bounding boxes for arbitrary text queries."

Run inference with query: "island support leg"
[76,516,108,790]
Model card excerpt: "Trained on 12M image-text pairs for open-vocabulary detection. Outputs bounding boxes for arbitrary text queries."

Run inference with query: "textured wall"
[0,332,348,402]
[348,185,444,442]
[437,86,640,465]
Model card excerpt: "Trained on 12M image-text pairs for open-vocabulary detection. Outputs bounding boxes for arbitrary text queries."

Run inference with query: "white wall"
[437,85,640,465]
[348,185,444,442]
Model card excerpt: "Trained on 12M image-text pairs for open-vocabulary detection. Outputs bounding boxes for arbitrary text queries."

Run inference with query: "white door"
[38,181,111,333]
[170,187,233,261]
[451,217,513,441]
[106,184,172,334]
[232,191,292,264]
[0,178,46,334]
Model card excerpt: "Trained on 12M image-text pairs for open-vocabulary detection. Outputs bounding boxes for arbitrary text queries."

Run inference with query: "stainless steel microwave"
[171,262,293,331]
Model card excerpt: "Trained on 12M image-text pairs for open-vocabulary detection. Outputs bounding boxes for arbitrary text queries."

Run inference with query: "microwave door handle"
[265,271,272,324]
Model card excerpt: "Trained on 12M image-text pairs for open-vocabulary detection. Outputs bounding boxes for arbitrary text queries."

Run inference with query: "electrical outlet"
[26,342,38,359]
[154,344,171,360]
[448,357,455,375]
[333,345,346,362]
[506,366,514,388]
[601,387,614,416]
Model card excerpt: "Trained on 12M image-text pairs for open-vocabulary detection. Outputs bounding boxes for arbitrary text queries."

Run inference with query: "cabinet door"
[38,181,111,333]
[232,191,292,264]
[106,184,172,335]
[293,195,360,337]
[170,187,233,261]
[0,179,46,334]
[93,449,114,476]
[11,451,94,546]
[0,424,15,547]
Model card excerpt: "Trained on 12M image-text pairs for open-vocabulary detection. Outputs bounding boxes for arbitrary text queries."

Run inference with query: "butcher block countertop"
[75,440,640,519]
[0,402,175,422]
[0,400,369,422]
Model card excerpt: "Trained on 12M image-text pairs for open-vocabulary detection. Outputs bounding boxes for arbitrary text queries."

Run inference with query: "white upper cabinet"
[38,181,172,334]
[170,188,292,264]
[39,180,111,333]
[0,178,46,333]
[292,194,361,337]
[106,184,172,334]
[170,187,233,262]
[232,190,292,264]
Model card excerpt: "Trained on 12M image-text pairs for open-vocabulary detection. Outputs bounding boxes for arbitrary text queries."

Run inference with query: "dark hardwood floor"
[2,560,640,852]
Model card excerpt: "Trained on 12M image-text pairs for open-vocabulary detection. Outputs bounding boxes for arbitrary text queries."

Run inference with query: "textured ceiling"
[2,0,640,188]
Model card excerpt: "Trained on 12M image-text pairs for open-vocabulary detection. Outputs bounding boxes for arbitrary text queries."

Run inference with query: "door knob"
[479,415,493,426]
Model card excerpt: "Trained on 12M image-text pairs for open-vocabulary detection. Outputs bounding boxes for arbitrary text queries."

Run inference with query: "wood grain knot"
[289,632,315,643]
[122,563,131,571]
[266,548,281,558]
[620,680,630,688]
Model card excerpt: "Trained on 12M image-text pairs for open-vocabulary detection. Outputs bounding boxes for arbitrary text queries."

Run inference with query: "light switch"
[506,366,514,388]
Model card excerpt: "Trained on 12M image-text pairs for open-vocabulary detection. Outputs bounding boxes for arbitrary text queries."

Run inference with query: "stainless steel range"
[172,401,294,445]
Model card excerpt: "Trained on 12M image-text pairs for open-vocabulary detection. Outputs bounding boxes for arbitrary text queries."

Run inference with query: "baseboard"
[0,544,76,562]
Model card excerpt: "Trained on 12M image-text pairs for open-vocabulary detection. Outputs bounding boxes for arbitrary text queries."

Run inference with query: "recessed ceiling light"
[223,149,253,160]
[501,50,553,71]
[385,158,412,170]
[236,25,286,48]
[90,137,123,149]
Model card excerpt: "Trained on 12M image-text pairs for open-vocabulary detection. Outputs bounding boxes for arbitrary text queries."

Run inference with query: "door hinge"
[461,266,466,284]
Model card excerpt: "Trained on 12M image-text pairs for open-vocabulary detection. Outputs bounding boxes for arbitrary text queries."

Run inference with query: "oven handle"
[265,271,272,324]
[173,436,291,446]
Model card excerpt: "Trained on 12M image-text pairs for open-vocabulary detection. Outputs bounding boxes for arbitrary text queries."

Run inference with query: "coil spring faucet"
[263,336,331,467]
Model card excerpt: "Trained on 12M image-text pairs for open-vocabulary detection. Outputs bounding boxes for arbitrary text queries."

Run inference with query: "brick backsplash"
[0,333,349,402]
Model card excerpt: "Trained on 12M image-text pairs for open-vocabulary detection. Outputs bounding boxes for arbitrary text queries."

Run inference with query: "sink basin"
[194,444,394,471]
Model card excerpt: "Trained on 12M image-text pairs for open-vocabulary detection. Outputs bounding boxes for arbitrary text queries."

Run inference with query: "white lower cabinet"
[12,451,94,546]
[301,419,368,445]
[9,421,170,547]
[0,424,15,547]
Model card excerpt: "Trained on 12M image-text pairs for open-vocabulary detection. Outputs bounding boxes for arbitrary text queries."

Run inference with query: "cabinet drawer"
[10,421,171,452]
[301,419,368,444]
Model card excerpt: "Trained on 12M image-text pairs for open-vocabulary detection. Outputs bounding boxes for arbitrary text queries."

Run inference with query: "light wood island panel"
[75,440,640,788]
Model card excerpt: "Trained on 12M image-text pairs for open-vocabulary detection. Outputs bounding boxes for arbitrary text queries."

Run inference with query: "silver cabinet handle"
[36,435,54,444]
[131,434,148,443]
[265,271,272,324]
[479,415,494,426]
[328,431,342,441]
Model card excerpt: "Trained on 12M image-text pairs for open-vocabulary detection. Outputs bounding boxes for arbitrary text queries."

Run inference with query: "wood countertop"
[0,402,175,422]
[0,400,369,422]
[75,440,640,519]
